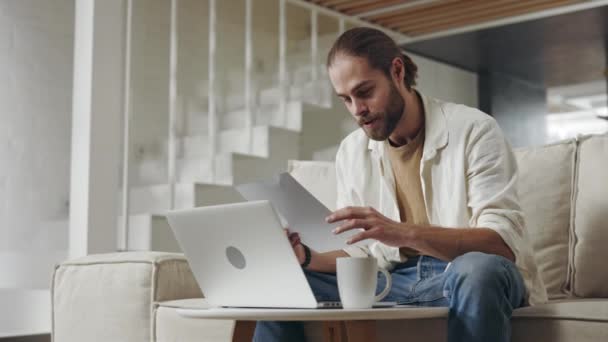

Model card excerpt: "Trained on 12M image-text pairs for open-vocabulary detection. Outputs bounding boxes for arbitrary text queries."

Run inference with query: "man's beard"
[361,83,405,141]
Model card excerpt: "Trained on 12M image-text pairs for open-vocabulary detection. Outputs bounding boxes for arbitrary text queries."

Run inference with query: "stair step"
[133,125,300,186]
[124,182,244,215]
[185,101,304,135]
[178,125,299,159]
[135,150,294,186]
[121,182,247,251]
[259,80,333,109]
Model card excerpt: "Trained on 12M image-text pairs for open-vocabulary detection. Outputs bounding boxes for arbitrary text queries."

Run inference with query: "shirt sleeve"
[465,119,525,262]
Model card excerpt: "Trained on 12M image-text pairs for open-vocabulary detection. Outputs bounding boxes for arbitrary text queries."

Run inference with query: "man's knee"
[445,252,512,297]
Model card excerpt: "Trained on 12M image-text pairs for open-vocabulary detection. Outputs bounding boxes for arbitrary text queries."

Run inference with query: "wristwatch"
[300,244,312,268]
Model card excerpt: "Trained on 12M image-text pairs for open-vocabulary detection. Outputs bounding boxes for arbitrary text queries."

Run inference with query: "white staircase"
[125,56,352,251]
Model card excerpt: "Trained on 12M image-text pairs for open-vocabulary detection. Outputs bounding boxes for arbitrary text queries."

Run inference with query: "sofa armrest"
[52,252,201,342]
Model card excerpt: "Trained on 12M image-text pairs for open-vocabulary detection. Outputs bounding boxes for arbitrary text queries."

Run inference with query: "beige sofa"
[52,134,608,341]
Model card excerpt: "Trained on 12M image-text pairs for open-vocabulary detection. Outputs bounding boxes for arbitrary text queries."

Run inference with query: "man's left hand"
[327,206,413,247]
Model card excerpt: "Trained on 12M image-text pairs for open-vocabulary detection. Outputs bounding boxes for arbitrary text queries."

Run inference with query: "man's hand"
[327,206,414,247]
[327,206,516,262]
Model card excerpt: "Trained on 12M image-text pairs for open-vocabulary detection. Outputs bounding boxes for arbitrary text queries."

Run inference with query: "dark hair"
[327,27,418,90]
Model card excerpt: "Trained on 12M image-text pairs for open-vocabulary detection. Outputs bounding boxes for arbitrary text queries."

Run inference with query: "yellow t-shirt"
[386,127,429,257]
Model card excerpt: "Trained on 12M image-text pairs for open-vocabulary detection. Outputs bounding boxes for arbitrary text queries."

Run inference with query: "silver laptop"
[166,200,339,309]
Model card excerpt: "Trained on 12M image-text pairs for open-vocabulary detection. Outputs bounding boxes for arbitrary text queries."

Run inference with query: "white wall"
[0,0,73,336]
[411,52,478,108]
[0,0,73,289]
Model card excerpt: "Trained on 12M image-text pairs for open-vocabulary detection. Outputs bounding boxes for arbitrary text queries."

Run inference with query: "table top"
[163,299,449,321]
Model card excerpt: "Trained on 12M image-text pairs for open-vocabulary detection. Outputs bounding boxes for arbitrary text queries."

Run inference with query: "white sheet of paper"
[235,173,365,252]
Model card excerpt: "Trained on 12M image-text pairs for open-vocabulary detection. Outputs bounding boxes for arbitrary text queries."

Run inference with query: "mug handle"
[374,268,392,302]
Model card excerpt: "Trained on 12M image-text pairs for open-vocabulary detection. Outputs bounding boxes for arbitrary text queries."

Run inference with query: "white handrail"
[120,0,133,251]
[208,0,217,181]
[168,0,178,210]
[245,0,254,153]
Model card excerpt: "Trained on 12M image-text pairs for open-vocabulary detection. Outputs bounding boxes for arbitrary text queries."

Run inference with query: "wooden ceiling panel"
[304,0,588,37]
[393,0,581,35]
[386,0,560,29]
[338,1,407,15]
[370,0,484,25]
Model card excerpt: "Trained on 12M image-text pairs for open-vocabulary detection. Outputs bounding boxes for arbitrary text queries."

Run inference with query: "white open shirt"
[336,92,548,306]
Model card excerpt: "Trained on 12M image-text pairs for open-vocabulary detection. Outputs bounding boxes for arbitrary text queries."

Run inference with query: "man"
[254,27,546,342]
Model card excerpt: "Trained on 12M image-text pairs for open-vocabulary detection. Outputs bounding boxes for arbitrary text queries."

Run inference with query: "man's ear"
[391,57,405,88]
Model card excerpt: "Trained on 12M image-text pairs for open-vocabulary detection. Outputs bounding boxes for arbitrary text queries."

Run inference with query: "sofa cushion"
[514,140,576,299]
[288,160,337,211]
[511,299,608,342]
[571,134,608,297]
[52,252,202,342]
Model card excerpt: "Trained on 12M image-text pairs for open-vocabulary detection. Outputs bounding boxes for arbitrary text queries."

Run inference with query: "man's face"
[328,54,405,141]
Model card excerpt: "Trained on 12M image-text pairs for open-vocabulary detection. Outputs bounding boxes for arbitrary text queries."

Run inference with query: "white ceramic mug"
[336,257,392,309]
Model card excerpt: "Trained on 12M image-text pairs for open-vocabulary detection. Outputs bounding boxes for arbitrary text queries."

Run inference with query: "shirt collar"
[367,91,448,161]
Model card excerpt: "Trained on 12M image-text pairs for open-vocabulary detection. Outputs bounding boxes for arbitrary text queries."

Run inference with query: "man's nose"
[352,99,369,117]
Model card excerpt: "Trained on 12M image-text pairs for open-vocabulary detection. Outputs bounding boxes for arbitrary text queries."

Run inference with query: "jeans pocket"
[410,275,449,304]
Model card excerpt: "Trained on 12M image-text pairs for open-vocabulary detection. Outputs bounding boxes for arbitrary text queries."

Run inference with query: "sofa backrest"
[569,134,608,298]
[288,133,608,301]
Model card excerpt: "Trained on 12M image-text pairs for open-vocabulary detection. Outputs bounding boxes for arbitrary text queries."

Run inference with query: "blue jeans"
[253,252,526,342]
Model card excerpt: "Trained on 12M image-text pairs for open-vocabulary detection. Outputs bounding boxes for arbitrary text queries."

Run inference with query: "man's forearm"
[307,249,349,273]
[405,226,515,262]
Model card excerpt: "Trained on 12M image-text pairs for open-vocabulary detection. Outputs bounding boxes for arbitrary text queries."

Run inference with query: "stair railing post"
[311,8,318,83]
[279,0,287,126]
[339,18,345,35]
[245,0,254,153]
[208,0,217,182]
[168,0,178,210]
[120,0,133,251]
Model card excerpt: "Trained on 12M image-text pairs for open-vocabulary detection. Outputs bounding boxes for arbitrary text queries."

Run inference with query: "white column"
[339,18,345,35]
[70,0,126,258]
[168,0,178,209]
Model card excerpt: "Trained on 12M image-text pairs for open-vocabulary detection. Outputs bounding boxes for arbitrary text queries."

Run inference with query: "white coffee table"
[173,299,448,342]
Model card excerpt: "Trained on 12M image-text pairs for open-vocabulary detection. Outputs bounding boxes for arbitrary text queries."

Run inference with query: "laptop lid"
[166,200,319,308]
